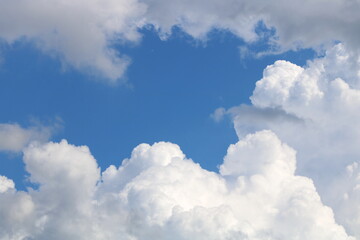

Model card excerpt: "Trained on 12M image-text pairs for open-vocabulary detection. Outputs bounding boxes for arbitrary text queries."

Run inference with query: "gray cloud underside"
[1,0,360,81]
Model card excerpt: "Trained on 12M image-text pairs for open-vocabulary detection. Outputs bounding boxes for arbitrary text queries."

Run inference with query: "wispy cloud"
[0,121,60,152]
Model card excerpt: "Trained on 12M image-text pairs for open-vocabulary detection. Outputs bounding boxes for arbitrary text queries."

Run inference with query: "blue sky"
[1,2,360,238]
[0,28,314,190]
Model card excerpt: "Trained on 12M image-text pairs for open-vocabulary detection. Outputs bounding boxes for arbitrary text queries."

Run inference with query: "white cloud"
[0,176,14,193]
[2,0,360,82]
[210,107,226,122]
[0,134,354,239]
[0,0,146,83]
[330,162,360,238]
[221,43,360,238]
[0,123,54,152]
[141,0,360,55]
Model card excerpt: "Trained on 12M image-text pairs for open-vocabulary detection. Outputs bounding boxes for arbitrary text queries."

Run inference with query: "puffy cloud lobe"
[0,123,53,152]
[0,133,354,239]
[23,140,101,240]
[220,130,296,180]
[222,43,360,238]
[251,60,323,111]
[0,176,14,193]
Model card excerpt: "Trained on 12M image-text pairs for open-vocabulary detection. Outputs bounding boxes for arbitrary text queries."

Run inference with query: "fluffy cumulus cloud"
[218,43,360,238]
[2,0,360,82]
[0,133,354,239]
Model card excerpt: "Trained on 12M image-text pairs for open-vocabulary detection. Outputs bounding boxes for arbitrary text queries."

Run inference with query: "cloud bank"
[0,132,354,239]
[2,0,360,82]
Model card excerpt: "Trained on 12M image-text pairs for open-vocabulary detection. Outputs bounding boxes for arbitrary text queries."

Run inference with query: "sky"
[1,0,360,239]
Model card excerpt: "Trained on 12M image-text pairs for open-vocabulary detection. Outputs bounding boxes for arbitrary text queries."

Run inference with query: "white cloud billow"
[219,43,360,238]
[0,176,14,193]
[0,133,354,239]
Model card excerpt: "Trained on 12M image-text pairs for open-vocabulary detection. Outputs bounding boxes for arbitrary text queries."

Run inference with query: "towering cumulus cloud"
[220,43,360,238]
[0,133,354,239]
